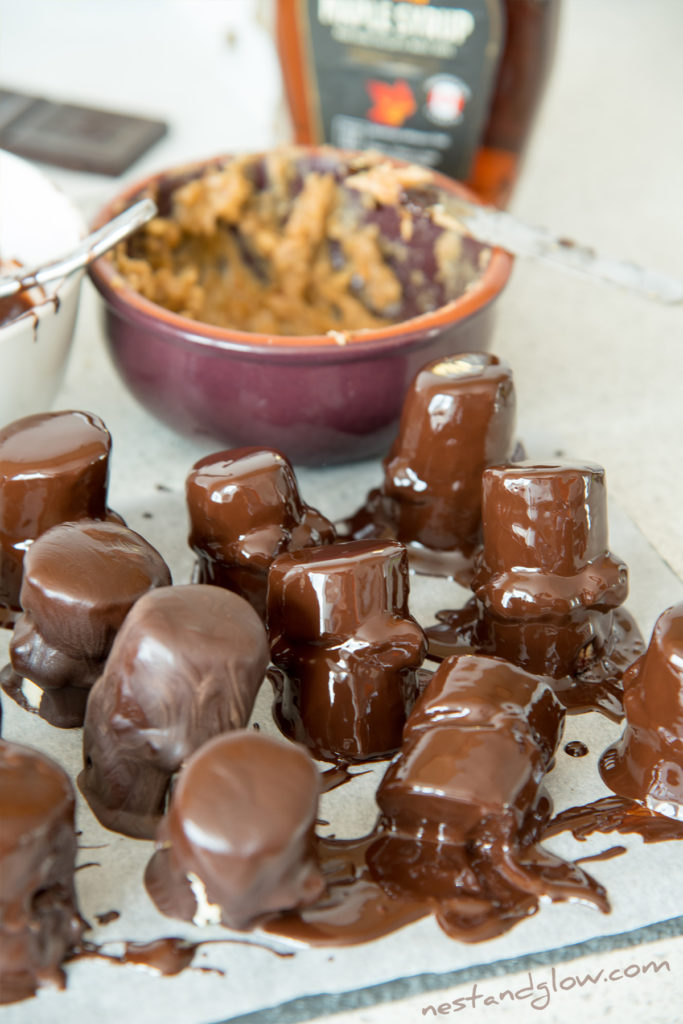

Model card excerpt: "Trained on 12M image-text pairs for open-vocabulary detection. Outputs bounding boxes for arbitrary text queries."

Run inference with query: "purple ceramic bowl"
[89,150,513,466]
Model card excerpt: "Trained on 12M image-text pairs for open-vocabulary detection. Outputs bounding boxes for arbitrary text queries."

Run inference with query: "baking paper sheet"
[2,456,683,1024]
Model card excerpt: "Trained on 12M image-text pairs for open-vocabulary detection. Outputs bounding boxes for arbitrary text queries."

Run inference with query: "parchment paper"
[1,460,683,1024]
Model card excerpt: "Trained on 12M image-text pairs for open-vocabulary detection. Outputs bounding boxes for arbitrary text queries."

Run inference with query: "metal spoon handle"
[0,197,157,299]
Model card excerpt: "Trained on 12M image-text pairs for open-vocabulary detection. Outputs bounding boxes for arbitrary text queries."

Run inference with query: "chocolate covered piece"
[0,740,83,1004]
[3,520,171,728]
[0,410,116,616]
[471,461,632,678]
[367,654,608,938]
[145,731,324,931]
[600,602,683,819]
[187,447,336,618]
[268,539,426,761]
[343,354,517,579]
[374,654,564,845]
[79,584,269,839]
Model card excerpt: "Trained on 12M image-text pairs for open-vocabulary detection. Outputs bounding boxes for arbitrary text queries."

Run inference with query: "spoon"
[0,197,157,299]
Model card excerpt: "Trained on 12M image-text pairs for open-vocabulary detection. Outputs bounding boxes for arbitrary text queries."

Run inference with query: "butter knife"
[431,199,683,305]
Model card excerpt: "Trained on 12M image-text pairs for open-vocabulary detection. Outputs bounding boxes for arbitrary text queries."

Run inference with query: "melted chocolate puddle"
[424,604,479,661]
[564,741,589,758]
[263,815,608,948]
[424,607,643,721]
[94,910,120,926]
[545,796,683,844]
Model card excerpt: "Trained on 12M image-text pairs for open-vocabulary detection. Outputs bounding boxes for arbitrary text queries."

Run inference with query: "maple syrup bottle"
[276,0,560,206]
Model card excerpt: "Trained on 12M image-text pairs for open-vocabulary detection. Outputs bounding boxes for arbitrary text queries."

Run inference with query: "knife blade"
[431,199,683,305]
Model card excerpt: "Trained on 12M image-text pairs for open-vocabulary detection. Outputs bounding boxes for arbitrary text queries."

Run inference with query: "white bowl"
[0,150,86,424]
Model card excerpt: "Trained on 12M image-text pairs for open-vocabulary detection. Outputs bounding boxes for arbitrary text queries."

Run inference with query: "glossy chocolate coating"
[5,520,171,728]
[600,602,683,819]
[0,740,83,1004]
[145,731,324,931]
[363,654,607,937]
[79,584,269,839]
[187,447,336,617]
[345,354,517,567]
[472,461,629,678]
[0,410,114,611]
[268,539,426,761]
[374,654,565,848]
[260,657,606,949]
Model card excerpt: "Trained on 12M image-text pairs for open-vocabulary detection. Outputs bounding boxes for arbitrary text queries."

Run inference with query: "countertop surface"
[1,1,682,1022]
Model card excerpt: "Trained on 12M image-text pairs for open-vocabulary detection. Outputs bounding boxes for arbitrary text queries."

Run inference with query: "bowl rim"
[0,148,87,342]
[88,148,513,354]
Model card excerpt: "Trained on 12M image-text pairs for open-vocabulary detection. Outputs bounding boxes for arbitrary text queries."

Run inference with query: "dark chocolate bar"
[0,88,167,175]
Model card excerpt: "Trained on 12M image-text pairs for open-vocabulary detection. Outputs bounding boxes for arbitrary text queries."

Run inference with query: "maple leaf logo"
[366,80,417,127]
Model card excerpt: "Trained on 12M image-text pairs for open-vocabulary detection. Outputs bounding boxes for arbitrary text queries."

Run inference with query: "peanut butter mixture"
[112,149,483,338]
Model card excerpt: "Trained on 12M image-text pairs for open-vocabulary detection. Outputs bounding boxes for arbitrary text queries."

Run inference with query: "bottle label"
[298,0,505,180]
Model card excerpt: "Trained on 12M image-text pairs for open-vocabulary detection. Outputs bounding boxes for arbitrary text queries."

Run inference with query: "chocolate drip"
[3,520,171,727]
[79,584,269,839]
[268,539,426,761]
[341,354,518,583]
[187,447,335,618]
[145,731,324,931]
[574,845,627,865]
[265,655,607,947]
[0,288,33,327]
[319,763,369,794]
[0,740,84,1005]
[0,410,119,616]
[425,462,644,716]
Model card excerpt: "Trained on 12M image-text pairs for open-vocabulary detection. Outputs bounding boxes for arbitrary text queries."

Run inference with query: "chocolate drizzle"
[70,937,217,976]
[69,933,293,974]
